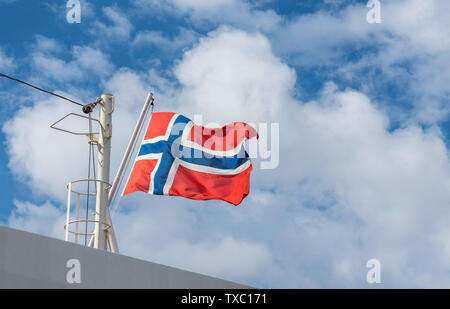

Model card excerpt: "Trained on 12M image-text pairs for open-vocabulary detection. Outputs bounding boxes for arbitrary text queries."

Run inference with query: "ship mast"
[52,92,154,253]
[93,94,117,251]
[52,93,118,253]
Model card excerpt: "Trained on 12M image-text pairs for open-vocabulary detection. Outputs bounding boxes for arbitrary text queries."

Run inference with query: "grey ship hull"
[0,226,248,289]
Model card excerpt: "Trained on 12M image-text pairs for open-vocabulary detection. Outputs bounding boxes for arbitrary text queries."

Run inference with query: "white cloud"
[132,28,200,53]
[133,0,450,124]
[272,7,371,66]
[80,0,96,19]
[172,0,230,11]
[274,0,450,58]
[34,35,63,54]
[272,0,450,124]
[133,0,281,32]
[112,197,272,284]
[72,46,113,75]
[383,0,450,53]
[31,37,113,82]
[7,200,65,239]
[32,53,84,81]
[152,237,271,282]
[93,6,133,41]
[174,27,296,124]
[2,95,90,201]
[0,48,15,72]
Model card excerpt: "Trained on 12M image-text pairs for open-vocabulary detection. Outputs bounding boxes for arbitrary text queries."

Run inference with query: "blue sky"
[1,0,450,288]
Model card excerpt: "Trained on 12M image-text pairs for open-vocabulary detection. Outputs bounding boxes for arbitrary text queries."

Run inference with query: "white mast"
[53,93,118,253]
[93,93,114,251]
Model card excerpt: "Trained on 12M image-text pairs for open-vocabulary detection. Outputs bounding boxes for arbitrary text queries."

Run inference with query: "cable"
[0,72,84,107]
[84,112,98,246]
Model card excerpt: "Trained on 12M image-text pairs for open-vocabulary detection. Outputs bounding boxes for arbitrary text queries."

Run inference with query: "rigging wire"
[84,113,97,246]
[84,119,98,249]
[0,72,84,107]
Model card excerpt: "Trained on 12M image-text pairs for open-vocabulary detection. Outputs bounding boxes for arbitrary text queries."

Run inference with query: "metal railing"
[64,179,112,244]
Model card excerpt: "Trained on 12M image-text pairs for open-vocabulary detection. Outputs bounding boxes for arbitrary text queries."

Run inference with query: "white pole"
[65,182,72,242]
[74,194,80,244]
[108,92,153,205]
[94,93,113,250]
[87,207,118,252]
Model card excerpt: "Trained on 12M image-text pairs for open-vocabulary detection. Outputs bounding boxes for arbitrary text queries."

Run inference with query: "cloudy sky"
[1,0,450,288]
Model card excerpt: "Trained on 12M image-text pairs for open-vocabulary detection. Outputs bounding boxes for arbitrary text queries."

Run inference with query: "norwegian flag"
[122,112,258,205]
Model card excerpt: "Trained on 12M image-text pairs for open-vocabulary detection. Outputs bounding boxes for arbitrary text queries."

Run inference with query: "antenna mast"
[52,93,118,253]
[52,92,153,253]
[93,93,117,251]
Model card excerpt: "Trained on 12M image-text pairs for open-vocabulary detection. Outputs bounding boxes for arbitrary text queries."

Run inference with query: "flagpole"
[107,92,154,206]
[88,93,153,249]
